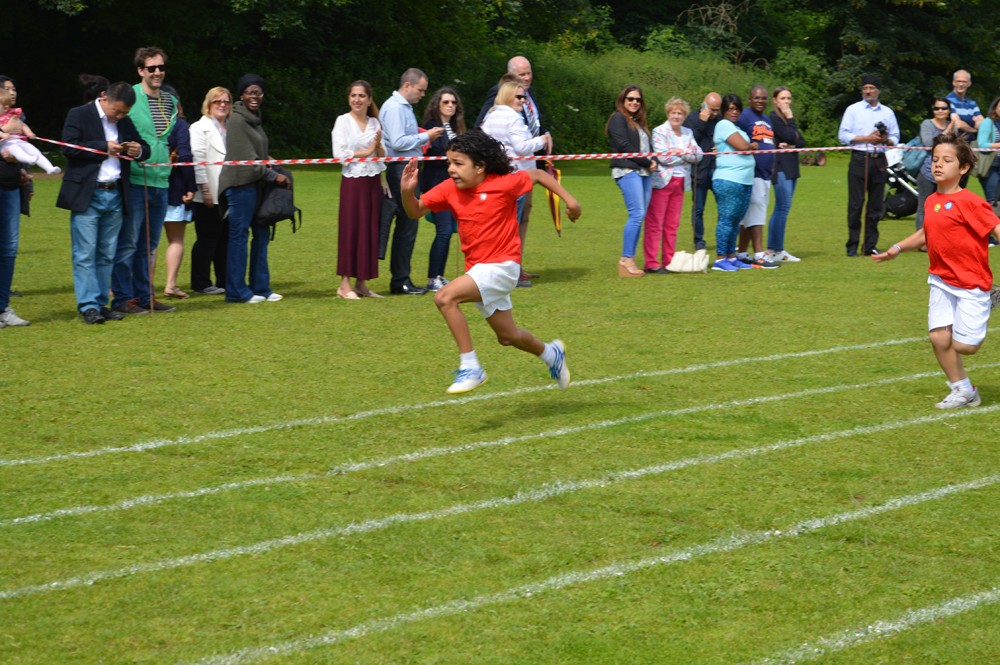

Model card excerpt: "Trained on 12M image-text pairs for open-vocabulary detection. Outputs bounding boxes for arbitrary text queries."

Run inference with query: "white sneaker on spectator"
[0,307,30,327]
[773,250,801,262]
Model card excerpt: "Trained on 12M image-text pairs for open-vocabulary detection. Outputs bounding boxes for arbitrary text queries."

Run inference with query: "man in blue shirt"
[946,69,982,144]
[381,68,444,295]
[837,74,899,257]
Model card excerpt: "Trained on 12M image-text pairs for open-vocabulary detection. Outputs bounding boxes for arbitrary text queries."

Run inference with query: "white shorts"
[739,177,771,228]
[467,260,520,318]
[927,275,991,345]
[165,204,193,223]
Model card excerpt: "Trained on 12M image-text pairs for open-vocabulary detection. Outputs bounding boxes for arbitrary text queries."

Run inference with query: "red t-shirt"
[420,170,532,271]
[923,188,997,291]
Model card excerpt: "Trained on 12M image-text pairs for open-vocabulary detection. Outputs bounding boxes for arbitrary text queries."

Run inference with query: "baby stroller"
[882,144,920,219]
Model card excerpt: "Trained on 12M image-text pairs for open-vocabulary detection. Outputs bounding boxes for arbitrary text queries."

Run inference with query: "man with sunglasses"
[111,46,179,315]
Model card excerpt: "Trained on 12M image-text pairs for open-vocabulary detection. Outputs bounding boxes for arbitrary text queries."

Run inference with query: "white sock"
[539,342,557,367]
[755,251,765,260]
[737,252,749,260]
[953,377,973,393]
[459,351,480,370]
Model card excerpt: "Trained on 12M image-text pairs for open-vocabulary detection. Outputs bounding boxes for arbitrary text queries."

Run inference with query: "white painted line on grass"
[0,337,923,468]
[189,474,1000,665]
[751,585,1000,664]
[3,401,996,601]
[5,365,991,529]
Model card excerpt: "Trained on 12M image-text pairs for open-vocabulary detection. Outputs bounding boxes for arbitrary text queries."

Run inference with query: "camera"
[874,121,888,139]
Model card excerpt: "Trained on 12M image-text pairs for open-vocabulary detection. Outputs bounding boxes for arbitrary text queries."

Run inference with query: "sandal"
[164,287,190,299]
[355,287,384,299]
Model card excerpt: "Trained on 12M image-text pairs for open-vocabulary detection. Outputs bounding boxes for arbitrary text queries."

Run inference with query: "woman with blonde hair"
[480,76,551,287]
[189,86,232,294]
[645,97,701,272]
[606,84,655,277]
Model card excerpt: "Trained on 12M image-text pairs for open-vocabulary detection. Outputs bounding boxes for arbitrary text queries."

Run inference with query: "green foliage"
[769,46,839,144]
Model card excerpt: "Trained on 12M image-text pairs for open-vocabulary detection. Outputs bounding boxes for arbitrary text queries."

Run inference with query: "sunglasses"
[144,64,166,73]
[933,106,950,111]
[514,95,526,100]
[441,100,457,105]
[212,100,231,106]
[625,96,642,103]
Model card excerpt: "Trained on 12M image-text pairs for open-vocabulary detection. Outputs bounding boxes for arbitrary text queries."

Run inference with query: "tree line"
[3,0,998,157]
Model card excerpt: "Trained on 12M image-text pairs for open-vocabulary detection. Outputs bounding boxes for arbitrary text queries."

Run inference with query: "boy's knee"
[494,330,517,347]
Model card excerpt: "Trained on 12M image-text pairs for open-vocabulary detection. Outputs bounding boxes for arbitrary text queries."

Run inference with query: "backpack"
[254,165,302,240]
[900,136,926,176]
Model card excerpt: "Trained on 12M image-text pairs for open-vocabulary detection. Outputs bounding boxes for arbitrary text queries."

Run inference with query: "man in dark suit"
[475,56,551,287]
[56,81,149,324]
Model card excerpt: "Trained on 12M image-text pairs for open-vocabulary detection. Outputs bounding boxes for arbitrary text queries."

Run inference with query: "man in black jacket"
[682,92,721,251]
[56,82,149,324]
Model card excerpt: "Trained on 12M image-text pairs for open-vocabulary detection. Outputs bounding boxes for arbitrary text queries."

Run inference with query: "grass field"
[3,155,1000,664]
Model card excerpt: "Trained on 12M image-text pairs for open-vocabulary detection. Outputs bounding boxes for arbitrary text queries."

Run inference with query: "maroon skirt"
[337,174,381,279]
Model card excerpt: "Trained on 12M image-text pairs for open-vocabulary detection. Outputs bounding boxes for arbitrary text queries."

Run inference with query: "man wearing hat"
[837,74,899,257]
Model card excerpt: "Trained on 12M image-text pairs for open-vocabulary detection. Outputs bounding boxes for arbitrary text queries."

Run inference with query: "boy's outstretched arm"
[400,157,431,220]
[527,168,582,222]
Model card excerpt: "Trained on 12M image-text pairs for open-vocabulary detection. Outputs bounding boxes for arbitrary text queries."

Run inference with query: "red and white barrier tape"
[34,136,996,169]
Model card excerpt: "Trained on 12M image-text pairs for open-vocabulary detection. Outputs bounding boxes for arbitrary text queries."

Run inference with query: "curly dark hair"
[447,130,513,175]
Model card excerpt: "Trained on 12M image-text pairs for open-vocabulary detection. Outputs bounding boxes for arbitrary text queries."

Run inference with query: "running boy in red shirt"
[401,130,582,394]
[873,133,1000,408]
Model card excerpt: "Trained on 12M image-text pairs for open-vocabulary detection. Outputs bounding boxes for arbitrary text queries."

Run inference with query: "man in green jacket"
[112,45,178,314]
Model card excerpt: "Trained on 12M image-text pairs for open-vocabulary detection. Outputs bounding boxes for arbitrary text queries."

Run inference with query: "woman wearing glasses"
[607,85,654,277]
[189,86,232,294]
[916,97,957,231]
[480,76,551,288]
[218,73,289,303]
[420,87,466,292]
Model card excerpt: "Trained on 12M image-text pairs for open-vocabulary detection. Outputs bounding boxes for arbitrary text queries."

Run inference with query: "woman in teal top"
[711,94,757,271]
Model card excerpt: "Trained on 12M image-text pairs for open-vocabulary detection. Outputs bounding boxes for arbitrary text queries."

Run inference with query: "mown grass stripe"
[189,475,1000,665]
[0,337,923,468]
[4,364,987,528]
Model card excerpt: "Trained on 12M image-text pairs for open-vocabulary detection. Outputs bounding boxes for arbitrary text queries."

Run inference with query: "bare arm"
[871,228,927,262]
[400,158,431,219]
[527,169,581,221]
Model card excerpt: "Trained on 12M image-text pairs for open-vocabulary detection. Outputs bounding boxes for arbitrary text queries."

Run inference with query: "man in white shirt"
[838,74,899,257]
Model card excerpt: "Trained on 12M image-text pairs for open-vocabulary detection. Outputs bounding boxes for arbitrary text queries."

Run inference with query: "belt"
[95,180,119,191]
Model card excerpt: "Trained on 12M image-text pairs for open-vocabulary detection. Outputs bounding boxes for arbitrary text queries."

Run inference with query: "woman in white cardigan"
[331,80,386,299]
[189,86,231,295]
[480,78,551,286]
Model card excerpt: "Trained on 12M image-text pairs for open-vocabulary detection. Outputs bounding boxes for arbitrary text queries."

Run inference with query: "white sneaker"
[247,295,266,303]
[548,339,571,390]
[447,367,487,394]
[266,293,283,302]
[935,385,981,409]
[774,250,801,262]
[0,307,30,327]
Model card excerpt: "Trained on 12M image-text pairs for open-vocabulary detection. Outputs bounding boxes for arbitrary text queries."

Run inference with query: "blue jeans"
[111,184,167,307]
[615,171,651,258]
[0,187,19,312]
[767,172,797,252]
[224,184,272,302]
[70,188,123,313]
[980,161,1000,203]
[427,209,456,279]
